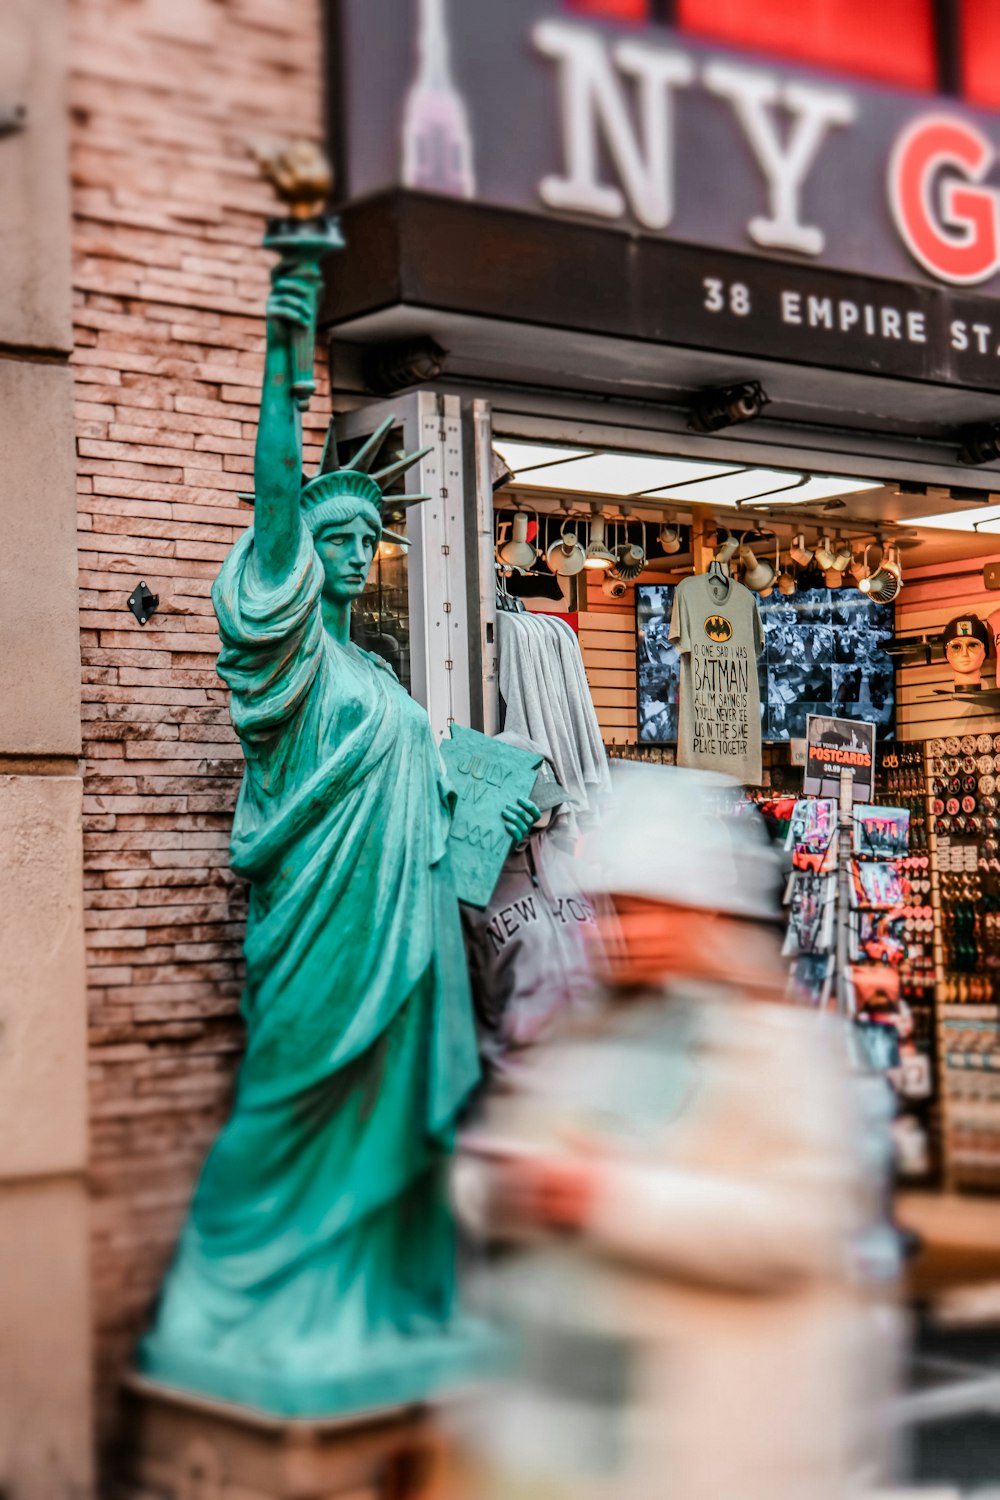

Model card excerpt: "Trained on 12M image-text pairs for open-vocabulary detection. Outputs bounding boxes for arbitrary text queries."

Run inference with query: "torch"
[251,140,345,412]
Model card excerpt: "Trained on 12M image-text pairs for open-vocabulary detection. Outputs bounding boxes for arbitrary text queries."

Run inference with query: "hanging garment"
[669,571,764,786]
[497,612,610,822]
[462,828,600,1073]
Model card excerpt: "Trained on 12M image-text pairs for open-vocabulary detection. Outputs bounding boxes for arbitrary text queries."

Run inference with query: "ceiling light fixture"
[716,533,740,565]
[739,534,777,593]
[858,543,903,604]
[584,513,616,571]
[789,532,812,567]
[776,562,797,596]
[831,537,853,572]
[496,511,538,571]
[612,517,647,580]
[546,521,586,577]
[814,535,837,571]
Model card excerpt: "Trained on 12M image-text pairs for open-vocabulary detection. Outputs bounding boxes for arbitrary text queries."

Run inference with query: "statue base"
[138,1316,504,1418]
[115,1374,452,1500]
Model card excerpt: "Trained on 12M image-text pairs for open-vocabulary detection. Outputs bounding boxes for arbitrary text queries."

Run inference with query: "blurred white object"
[592,761,780,919]
[454,981,893,1500]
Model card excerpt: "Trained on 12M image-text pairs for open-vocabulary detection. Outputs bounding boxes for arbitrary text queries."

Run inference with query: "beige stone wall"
[68,0,329,1455]
[0,0,74,355]
[0,1180,92,1497]
[0,4,91,1496]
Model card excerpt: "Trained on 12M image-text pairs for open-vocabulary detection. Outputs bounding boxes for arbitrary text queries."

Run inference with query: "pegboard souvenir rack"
[923,728,1000,1190]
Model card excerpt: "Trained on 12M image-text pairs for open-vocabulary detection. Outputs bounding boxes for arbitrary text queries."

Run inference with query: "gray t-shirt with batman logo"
[669,571,763,785]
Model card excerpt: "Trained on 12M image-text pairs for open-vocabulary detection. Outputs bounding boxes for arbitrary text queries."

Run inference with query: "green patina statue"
[139,156,516,1416]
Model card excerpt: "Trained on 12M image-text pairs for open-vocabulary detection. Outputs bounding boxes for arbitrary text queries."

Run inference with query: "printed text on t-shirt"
[692,641,752,760]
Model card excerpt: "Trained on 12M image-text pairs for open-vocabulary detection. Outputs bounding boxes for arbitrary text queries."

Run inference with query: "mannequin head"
[989,610,1000,678]
[942,614,991,688]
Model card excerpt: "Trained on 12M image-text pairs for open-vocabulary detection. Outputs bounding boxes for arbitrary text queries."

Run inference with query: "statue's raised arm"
[251,265,316,589]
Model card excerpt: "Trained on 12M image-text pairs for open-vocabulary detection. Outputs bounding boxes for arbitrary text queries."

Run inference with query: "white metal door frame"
[340,393,472,742]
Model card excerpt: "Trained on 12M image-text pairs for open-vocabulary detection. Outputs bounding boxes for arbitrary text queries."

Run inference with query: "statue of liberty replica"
[139,145,485,1416]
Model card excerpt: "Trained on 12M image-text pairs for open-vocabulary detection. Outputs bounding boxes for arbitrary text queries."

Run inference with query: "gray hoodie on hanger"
[497,611,611,825]
[461,732,600,1072]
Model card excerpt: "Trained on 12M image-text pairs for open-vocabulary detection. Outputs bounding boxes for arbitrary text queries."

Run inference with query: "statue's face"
[946,635,986,681]
[314,514,379,604]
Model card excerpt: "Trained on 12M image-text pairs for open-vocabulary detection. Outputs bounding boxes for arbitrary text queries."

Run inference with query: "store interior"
[489,434,1000,1243]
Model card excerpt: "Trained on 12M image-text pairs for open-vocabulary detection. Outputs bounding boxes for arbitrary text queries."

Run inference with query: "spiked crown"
[300,414,431,548]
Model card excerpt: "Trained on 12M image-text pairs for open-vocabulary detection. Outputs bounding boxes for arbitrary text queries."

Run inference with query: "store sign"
[804,715,876,801]
[338,0,1000,298]
[533,25,856,252]
[613,237,1000,389]
[888,116,1000,287]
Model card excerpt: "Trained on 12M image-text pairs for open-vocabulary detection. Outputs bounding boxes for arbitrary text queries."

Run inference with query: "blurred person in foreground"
[447,764,898,1500]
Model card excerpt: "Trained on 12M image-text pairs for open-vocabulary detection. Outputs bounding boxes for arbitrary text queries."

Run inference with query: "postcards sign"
[337,0,1000,299]
[804,715,876,802]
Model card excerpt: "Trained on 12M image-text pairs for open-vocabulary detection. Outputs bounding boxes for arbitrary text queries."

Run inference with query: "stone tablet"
[442,724,542,909]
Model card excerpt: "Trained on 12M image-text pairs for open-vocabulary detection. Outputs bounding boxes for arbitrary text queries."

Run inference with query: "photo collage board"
[637,584,895,745]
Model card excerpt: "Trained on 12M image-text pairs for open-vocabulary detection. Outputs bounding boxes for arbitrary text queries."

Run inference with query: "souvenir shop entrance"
[449,395,1000,1212]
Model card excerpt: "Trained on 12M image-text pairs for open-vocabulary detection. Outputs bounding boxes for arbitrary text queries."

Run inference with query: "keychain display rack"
[781,759,936,1181]
[924,729,1000,1189]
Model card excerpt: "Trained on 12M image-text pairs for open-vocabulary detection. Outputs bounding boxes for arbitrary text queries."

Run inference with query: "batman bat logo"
[704,615,733,643]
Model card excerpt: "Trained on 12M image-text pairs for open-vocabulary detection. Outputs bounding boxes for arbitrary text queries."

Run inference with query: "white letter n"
[704,62,855,255]
[534,21,693,231]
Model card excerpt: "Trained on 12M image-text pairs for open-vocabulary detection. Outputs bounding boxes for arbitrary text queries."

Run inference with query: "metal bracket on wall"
[127,581,159,626]
[0,104,27,138]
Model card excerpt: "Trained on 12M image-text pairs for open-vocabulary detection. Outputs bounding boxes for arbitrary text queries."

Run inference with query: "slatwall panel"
[578,574,640,741]
[895,551,1000,739]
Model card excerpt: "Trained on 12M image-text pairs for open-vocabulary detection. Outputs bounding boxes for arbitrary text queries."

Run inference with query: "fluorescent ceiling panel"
[506,452,737,496]
[492,441,590,474]
[911,503,1000,531]
[659,468,801,506]
[742,476,881,507]
[495,442,881,509]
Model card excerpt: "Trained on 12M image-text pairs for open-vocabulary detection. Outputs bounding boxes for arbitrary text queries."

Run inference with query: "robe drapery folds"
[139,525,482,1415]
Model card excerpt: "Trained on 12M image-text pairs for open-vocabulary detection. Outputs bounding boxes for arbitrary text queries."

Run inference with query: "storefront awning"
[320,192,1000,444]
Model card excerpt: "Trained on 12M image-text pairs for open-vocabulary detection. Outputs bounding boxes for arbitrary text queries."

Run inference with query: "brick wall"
[69,0,330,1448]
